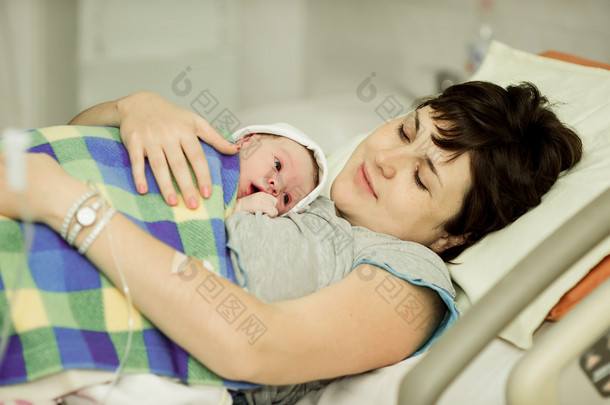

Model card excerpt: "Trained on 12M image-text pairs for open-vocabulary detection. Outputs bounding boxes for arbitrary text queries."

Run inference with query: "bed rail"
[506,277,610,404]
[397,187,610,405]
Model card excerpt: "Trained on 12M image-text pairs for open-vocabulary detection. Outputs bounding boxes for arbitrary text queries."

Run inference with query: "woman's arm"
[68,99,121,127]
[0,154,444,385]
[68,92,238,208]
[82,222,444,384]
[82,219,443,383]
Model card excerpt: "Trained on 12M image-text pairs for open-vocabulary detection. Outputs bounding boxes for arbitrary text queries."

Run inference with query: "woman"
[0,81,582,404]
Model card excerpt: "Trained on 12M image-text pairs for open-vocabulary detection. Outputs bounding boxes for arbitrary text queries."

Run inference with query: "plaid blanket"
[0,125,254,389]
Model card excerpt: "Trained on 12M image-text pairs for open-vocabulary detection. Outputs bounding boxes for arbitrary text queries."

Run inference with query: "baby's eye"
[283,193,289,205]
[274,158,281,171]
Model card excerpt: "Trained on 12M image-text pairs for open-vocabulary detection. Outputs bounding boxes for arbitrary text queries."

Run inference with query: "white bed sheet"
[61,374,231,405]
[296,322,606,405]
[10,340,515,405]
[40,323,601,405]
[295,337,523,405]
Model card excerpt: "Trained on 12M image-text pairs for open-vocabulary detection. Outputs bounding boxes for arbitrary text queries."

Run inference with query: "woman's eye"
[414,169,428,192]
[396,123,410,142]
[274,158,281,171]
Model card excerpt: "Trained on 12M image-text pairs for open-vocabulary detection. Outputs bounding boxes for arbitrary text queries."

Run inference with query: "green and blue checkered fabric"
[0,125,255,389]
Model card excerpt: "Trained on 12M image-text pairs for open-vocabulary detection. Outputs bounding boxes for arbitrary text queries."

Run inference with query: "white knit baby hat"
[232,123,328,214]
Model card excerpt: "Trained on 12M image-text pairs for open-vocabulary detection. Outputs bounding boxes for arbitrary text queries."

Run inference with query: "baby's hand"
[234,192,279,217]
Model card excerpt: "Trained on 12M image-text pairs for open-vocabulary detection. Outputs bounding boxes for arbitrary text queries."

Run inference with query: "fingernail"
[137,184,146,194]
[168,194,178,206]
[188,197,198,209]
[201,187,211,199]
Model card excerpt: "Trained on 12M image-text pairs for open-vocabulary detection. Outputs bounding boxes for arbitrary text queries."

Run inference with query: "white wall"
[1,0,609,137]
[303,0,610,100]
[240,0,610,152]
[238,0,307,108]
[77,0,242,131]
[0,0,77,129]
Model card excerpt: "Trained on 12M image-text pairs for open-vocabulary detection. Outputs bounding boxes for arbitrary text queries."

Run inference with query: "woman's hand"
[0,152,88,227]
[116,92,239,209]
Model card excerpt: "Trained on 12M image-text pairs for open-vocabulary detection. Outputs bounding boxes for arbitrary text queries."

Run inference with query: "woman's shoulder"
[301,199,447,273]
[350,226,453,294]
[352,226,445,264]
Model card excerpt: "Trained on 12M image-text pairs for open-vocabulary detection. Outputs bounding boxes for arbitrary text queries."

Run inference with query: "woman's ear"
[429,234,466,254]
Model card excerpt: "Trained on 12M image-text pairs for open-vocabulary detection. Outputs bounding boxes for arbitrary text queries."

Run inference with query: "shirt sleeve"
[351,227,460,355]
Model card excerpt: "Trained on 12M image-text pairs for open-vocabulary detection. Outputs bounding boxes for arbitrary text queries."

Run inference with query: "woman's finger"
[182,135,212,199]
[165,144,199,209]
[196,119,239,155]
[146,146,178,206]
[125,134,149,194]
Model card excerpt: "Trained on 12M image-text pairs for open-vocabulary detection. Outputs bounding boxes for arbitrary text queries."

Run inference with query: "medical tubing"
[78,205,115,254]
[86,185,134,405]
[0,197,34,370]
[0,129,33,370]
[0,131,133,399]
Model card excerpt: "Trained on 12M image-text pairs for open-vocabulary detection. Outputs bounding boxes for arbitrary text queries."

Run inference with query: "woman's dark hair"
[417,81,582,262]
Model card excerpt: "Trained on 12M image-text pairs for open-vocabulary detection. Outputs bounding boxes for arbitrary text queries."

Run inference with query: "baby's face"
[237,134,317,214]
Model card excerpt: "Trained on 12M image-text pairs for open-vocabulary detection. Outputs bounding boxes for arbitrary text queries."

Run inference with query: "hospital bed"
[1,41,609,405]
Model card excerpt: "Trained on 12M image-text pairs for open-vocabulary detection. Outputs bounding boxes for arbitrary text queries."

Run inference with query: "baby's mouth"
[249,184,261,195]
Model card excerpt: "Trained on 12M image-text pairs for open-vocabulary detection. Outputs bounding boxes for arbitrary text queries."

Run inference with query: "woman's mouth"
[356,163,377,198]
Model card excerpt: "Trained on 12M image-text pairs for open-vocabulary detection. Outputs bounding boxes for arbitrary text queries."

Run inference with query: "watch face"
[77,206,96,226]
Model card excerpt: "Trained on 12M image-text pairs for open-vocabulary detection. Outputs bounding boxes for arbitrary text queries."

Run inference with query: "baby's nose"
[266,174,283,196]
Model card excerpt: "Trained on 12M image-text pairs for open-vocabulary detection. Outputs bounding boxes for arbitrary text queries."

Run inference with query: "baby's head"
[232,123,327,215]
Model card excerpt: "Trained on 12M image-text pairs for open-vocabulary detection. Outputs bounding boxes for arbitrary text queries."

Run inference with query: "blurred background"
[1,0,609,153]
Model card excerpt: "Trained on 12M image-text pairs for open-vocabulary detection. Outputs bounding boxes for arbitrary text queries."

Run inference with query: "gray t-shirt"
[225,196,459,405]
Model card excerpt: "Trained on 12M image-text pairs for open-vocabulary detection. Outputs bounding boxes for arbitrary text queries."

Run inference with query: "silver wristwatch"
[67,197,105,246]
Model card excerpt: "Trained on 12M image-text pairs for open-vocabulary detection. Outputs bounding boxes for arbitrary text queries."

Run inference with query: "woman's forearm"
[68,99,121,126]
[56,204,269,381]
[67,91,179,128]
[56,203,440,384]
[88,220,442,385]
[66,207,431,385]
[0,153,268,380]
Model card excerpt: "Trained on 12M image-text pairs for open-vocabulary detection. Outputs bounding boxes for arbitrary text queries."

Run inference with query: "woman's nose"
[375,148,402,178]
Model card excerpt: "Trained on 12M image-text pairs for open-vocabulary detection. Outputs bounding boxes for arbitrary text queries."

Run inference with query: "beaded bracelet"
[78,206,117,255]
[60,190,96,240]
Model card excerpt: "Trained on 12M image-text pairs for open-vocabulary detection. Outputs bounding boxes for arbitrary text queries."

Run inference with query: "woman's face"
[330,106,472,253]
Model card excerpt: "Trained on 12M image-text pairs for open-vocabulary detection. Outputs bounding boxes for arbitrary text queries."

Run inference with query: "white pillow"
[320,132,368,199]
[453,41,610,348]
[324,41,610,349]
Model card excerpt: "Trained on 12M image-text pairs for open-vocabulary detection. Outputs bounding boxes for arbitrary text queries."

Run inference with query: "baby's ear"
[235,133,261,148]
